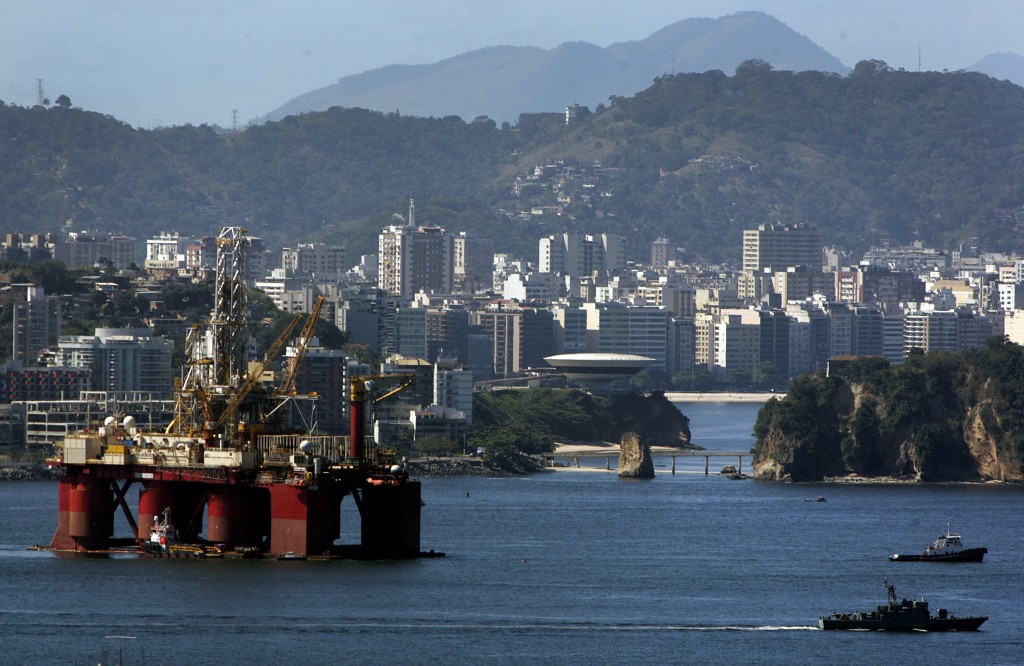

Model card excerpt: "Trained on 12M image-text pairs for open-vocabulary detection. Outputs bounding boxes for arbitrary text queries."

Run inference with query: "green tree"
[415,435,457,457]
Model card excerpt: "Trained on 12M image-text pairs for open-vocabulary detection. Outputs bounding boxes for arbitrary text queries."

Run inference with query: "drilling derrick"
[46,227,431,560]
[212,226,249,388]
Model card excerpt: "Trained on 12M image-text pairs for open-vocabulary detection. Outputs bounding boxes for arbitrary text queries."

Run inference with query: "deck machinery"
[47,227,424,559]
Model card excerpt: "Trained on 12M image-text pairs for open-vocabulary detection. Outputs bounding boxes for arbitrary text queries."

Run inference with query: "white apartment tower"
[539,232,626,278]
[145,232,188,272]
[378,200,454,296]
[54,328,174,395]
[434,359,474,426]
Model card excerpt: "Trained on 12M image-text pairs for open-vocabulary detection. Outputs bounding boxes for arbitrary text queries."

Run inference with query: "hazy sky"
[1,1,1020,128]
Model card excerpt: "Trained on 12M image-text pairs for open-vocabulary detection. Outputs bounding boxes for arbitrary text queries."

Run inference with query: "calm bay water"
[1,401,1022,665]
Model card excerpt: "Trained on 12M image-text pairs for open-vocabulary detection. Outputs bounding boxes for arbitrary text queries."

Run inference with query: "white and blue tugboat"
[890,519,987,562]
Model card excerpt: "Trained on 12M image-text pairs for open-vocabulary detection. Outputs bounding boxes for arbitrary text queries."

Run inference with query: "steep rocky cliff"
[618,432,655,479]
[752,342,1024,483]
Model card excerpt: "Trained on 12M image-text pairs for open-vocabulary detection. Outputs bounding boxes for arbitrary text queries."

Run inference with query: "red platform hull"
[49,464,424,559]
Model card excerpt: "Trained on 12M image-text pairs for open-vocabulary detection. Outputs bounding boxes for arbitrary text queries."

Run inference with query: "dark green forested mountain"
[4,61,1024,263]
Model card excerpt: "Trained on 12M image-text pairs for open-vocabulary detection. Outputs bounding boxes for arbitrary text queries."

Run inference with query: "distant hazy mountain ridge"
[968,52,1024,85]
[264,12,848,124]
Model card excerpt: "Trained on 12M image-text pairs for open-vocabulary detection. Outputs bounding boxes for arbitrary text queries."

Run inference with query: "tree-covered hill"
[470,388,692,454]
[0,104,519,255]
[4,61,1024,262]
[537,60,1024,256]
[752,339,1024,483]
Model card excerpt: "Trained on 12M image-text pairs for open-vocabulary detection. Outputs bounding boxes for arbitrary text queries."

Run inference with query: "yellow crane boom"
[278,295,326,394]
[213,311,304,432]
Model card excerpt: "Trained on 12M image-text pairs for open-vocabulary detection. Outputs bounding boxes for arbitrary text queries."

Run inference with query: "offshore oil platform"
[46,227,429,559]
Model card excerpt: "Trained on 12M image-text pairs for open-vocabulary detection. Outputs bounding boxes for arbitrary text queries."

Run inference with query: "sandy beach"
[552,442,685,456]
[547,443,738,475]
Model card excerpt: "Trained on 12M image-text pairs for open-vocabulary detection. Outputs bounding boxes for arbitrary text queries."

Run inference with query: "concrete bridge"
[550,450,752,475]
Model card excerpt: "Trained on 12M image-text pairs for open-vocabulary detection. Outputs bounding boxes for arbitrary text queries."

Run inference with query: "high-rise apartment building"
[453,232,494,294]
[834,265,926,312]
[851,305,885,357]
[773,266,834,304]
[0,362,90,403]
[667,317,696,377]
[426,308,470,364]
[711,310,761,383]
[583,302,670,371]
[758,308,791,376]
[538,232,625,278]
[552,306,588,354]
[53,231,137,269]
[475,303,555,377]
[740,224,823,299]
[388,306,428,360]
[433,358,474,426]
[185,236,218,273]
[12,286,62,363]
[661,283,697,318]
[649,236,679,268]
[281,242,347,278]
[378,200,454,297]
[145,232,188,272]
[903,309,958,355]
[54,328,174,395]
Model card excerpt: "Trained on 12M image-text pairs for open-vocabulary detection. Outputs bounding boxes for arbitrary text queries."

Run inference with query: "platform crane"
[212,311,304,437]
[348,373,416,460]
[277,295,326,395]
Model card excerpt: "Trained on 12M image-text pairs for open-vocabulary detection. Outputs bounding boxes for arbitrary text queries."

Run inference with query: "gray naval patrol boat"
[819,579,987,631]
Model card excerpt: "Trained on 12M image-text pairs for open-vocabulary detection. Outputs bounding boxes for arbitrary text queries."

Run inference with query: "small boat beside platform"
[890,519,988,562]
[141,507,222,558]
[819,578,987,631]
[277,551,307,561]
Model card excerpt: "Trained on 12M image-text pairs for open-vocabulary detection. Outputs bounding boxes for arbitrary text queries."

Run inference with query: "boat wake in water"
[295,621,819,633]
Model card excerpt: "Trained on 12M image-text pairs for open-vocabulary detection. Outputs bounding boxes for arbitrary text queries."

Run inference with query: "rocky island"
[752,339,1024,483]
[467,388,692,475]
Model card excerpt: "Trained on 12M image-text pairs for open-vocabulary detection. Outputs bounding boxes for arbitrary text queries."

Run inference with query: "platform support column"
[269,483,340,557]
[360,481,421,558]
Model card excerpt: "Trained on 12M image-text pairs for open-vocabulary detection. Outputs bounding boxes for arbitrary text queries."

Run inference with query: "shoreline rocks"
[407,454,546,477]
[0,465,61,481]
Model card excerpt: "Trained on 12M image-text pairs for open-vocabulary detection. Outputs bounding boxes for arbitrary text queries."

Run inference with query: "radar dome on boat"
[104,416,117,427]
[299,440,313,453]
[390,465,402,474]
[122,415,136,429]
